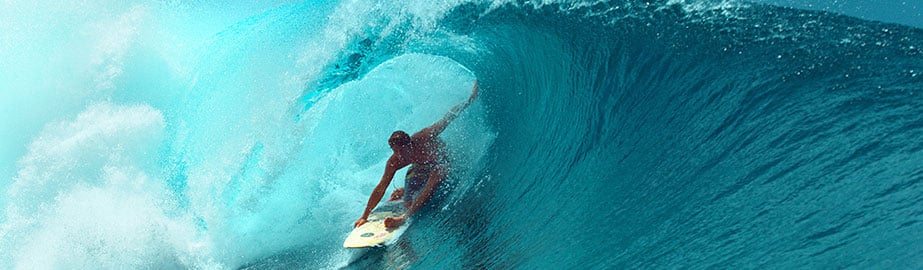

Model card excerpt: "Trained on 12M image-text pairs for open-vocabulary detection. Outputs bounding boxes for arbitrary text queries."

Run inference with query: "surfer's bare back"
[354,80,479,229]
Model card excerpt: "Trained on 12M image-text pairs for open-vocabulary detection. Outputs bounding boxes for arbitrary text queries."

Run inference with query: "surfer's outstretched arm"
[417,80,479,138]
[355,157,399,228]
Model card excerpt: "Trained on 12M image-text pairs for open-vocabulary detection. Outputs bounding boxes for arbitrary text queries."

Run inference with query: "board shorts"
[403,162,438,204]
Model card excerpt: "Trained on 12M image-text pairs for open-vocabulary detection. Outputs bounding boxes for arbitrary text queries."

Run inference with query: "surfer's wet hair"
[389,131,411,147]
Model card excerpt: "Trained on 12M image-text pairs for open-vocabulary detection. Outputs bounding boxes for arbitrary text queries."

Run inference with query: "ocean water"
[751,0,923,29]
[2,0,922,269]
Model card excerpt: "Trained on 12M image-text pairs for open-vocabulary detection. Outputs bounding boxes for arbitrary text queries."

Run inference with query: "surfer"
[354,80,479,229]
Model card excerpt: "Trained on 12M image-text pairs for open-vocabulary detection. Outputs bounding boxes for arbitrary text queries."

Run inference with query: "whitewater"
[2,0,922,269]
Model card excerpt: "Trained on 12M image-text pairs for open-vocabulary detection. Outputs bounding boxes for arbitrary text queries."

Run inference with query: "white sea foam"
[0,103,209,268]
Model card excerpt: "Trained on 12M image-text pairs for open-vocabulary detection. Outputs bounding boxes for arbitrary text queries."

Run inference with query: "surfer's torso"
[391,134,446,169]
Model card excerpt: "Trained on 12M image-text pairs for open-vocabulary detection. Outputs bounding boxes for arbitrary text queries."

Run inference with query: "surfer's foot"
[387,188,404,202]
[384,215,406,229]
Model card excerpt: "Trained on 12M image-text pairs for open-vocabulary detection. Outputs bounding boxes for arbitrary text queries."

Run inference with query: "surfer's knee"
[388,188,404,202]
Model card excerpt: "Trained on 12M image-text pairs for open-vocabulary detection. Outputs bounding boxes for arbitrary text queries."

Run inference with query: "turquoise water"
[751,0,922,29]
[2,0,922,269]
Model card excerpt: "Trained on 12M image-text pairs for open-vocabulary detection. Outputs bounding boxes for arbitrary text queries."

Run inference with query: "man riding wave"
[354,80,479,229]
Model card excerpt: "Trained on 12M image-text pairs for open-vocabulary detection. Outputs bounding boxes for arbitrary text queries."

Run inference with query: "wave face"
[2,0,923,269]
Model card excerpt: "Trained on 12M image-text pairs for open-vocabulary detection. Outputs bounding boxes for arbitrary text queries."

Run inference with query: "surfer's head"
[389,130,411,150]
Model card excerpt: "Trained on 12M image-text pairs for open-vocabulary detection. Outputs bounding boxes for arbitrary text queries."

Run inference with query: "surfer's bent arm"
[404,170,443,217]
[357,158,397,225]
[418,80,479,138]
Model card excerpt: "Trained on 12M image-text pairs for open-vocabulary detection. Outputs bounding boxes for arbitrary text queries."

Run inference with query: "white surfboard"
[343,201,410,248]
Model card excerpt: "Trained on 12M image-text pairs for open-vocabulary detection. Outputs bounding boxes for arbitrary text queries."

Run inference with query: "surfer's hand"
[384,215,406,229]
[354,217,367,228]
